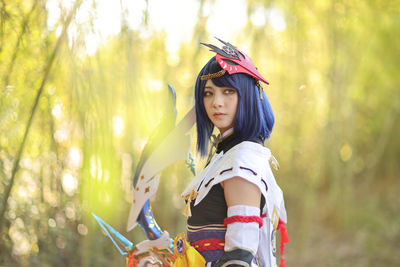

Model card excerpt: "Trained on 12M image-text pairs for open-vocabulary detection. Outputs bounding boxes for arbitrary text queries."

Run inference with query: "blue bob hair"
[195,56,275,157]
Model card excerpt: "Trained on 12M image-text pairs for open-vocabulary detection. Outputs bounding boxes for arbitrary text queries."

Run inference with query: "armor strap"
[224,215,263,228]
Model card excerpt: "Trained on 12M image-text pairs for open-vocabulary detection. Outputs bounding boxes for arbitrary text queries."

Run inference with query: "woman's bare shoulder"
[222,176,261,207]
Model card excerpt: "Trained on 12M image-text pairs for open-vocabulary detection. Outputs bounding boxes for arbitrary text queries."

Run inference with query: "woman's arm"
[211,177,262,266]
[222,177,261,207]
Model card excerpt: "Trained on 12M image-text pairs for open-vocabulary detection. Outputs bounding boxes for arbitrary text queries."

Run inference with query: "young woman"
[176,39,288,267]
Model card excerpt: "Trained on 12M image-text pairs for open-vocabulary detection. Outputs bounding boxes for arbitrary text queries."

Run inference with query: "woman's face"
[203,79,238,134]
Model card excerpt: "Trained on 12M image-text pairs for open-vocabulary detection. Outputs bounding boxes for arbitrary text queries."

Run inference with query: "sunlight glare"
[92,0,121,37]
[121,0,147,30]
[46,0,60,31]
[113,116,125,137]
[51,103,63,119]
[46,0,258,55]
[54,128,69,143]
[90,155,103,180]
[206,0,247,40]
[147,79,163,92]
[85,32,101,56]
[250,7,267,27]
[267,8,286,32]
[17,188,27,198]
[62,172,78,196]
[147,0,199,52]
[20,157,32,170]
[68,147,82,169]
[121,152,132,192]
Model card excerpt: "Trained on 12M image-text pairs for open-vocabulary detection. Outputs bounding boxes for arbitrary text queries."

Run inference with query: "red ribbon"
[224,215,264,228]
[277,219,289,267]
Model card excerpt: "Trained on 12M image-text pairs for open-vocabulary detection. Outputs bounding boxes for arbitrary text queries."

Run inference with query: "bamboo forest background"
[0,0,399,266]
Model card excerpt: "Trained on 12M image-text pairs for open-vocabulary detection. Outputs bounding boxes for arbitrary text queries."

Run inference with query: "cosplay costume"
[181,132,287,266]
[177,38,289,267]
[94,39,288,267]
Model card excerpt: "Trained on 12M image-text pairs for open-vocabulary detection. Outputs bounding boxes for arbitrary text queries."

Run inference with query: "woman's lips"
[213,112,225,118]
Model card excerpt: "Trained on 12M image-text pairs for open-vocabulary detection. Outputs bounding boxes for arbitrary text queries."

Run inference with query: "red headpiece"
[201,37,269,85]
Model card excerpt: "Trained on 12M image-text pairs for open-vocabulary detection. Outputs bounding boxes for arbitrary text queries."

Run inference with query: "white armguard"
[225,205,261,256]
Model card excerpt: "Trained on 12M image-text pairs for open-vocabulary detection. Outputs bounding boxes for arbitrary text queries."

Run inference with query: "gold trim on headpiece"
[200,70,226,80]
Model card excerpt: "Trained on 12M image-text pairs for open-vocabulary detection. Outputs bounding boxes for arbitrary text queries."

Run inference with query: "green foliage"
[0,0,399,266]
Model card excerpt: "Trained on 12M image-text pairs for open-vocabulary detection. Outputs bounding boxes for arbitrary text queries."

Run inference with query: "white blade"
[127,107,196,232]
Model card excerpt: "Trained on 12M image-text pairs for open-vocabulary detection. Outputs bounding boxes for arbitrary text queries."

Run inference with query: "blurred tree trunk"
[1,0,39,91]
[0,0,82,238]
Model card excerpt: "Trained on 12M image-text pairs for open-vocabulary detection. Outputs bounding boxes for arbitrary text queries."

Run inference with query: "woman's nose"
[212,92,223,107]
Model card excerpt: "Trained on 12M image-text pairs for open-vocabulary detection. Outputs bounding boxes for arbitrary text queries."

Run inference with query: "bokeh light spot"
[77,224,88,235]
[62,172,78,196]
[113,116,125,137]
[340,143,353,162]
[48,218,56,228]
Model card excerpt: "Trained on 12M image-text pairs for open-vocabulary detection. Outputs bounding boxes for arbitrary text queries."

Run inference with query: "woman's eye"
[204,91,212,97]
[225,89,236,94]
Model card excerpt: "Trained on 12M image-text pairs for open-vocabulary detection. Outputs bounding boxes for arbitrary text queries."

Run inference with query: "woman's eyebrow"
[204,86,214,89]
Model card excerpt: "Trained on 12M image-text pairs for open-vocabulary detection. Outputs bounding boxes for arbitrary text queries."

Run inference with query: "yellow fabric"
[173,233,206,267]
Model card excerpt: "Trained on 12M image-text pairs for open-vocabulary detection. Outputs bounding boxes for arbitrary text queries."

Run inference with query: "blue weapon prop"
[92,213,133,256]
[92,212,175,266]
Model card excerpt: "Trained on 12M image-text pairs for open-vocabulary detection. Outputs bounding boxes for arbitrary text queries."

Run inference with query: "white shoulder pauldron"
[182,141,275,207]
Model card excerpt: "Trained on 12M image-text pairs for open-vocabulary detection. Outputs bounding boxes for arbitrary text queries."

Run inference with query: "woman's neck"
[220,127,234,140]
